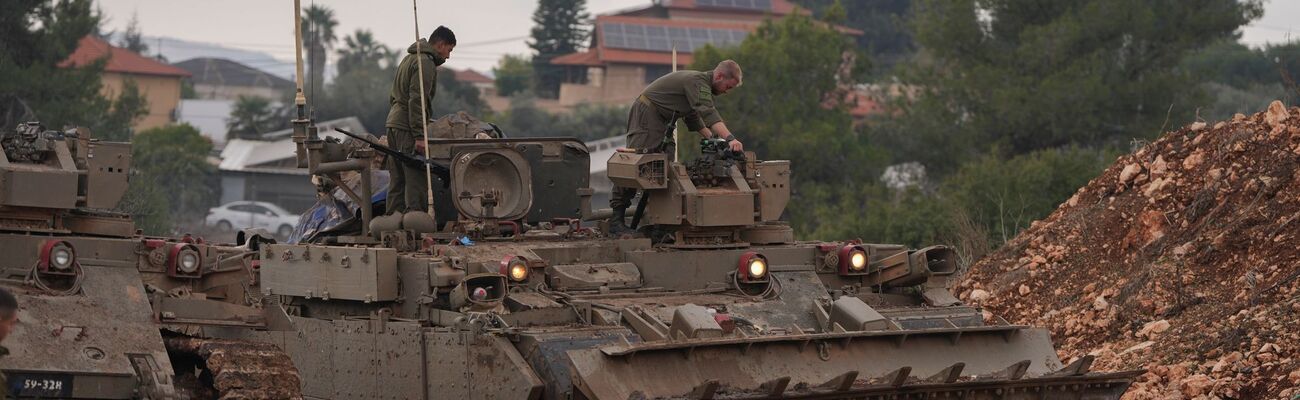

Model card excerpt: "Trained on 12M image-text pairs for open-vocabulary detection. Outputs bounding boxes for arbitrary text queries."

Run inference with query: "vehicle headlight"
[737,252,769,283]
[748,257,767,279]
[170,244,203,276]
[500,256,530,282]
[51,245,74,270]
[838,244,870,275]
[849,250,867,271]
[179,250,200,274]
[42,241,76,271]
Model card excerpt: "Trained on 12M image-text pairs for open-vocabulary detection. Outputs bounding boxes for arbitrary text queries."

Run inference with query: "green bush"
[943,146,1116,244]
[124,124,219,233]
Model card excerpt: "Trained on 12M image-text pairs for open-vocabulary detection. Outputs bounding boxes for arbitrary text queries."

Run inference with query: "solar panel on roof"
[697,0,771,11]
[605,33,627,48]
[600,21,747,52]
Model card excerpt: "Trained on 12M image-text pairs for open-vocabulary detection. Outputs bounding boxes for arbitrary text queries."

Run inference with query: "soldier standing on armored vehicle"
[381,25,456,231]
[609,60,746,235]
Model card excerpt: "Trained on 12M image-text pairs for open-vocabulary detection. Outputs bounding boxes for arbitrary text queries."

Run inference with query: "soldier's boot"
[608,207,632,236]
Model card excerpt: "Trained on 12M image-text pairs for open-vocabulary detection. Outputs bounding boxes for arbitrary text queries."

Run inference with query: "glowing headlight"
[178,250,200,274]
[747,258,767,279]
[737,252,770,283]
[509,263,529,281]
[500,256,530,282]
[838,244,870,275]
[849,251,867,271]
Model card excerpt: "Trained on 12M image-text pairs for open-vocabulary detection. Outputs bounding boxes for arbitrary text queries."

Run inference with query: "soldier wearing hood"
[384,25,456,219]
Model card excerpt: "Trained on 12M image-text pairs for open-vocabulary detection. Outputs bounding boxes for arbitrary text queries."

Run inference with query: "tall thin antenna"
[672,44,679,161]
[412,0,435,216]
[292,0,306,120]
[308,0,317,118]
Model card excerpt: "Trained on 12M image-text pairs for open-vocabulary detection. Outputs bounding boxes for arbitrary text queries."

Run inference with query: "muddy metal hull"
[567,326,1137,399]
[0,231,303,399]
[217,315,1136,400]
[2,265,174,399]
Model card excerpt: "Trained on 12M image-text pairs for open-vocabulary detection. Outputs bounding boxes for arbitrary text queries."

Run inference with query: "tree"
[1181,39,1300,120]
[493,54,534,97]
[429,69,489,118]
[529,0,590,98]
[129,124,218,229]
[118,11,148,55]
[495,96,627,141]
[94,78,149,141]
[0,0,148,140]
[227,95,282,139]
[831,0,1265,253]
[878,0,1264,176]
[337,29,392,75]
[316,30,394,133]
[302,5,337,103]
[795,0,915,75]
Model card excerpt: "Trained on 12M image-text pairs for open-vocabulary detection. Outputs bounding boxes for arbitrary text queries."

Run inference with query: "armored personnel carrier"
[176,97,1140,398]
[0,122,302,399]
[0,121,1140,400]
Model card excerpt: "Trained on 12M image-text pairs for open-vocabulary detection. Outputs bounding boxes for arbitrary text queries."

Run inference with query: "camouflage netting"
[957,100,1300,399]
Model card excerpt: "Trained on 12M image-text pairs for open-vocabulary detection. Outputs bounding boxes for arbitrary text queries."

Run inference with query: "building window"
[644,65,672,84]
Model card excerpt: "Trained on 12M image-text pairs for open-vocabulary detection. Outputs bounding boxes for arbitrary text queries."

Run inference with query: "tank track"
[164,337,303,400]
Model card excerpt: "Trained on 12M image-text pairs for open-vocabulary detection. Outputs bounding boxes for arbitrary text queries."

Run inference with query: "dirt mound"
[957,101,1300,399]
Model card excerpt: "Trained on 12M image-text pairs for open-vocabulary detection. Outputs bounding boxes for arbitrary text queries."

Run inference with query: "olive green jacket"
[640,70,723,132]
[385,40,444,133]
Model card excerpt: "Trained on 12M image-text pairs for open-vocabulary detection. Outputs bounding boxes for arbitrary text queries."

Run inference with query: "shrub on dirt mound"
[957,101,1300,399]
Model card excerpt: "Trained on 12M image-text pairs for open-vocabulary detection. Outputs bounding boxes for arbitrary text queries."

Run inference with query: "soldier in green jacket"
[0,287,18,399]
[609,59,745,235]
[384,26,456,220]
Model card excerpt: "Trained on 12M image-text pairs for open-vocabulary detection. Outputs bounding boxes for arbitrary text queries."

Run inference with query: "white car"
[205,201,299,238]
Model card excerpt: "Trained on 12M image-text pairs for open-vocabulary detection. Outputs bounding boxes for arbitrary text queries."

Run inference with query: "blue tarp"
[288,170,389,243]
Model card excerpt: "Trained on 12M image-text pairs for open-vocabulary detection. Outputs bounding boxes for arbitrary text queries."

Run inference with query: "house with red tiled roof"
[450,68,496,98]
[551,0,856,107]
[60,36,191,132]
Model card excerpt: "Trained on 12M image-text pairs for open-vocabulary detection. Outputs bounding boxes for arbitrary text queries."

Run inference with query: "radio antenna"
[411,0,436,217]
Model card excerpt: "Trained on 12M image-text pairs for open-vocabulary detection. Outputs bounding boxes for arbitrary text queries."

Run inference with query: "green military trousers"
[385,128,429,215]
[609,97,677,210]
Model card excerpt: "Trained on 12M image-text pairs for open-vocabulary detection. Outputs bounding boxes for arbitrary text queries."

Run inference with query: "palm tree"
[302,5,338,102]
[337,29,392,75]
[226,96,281,140]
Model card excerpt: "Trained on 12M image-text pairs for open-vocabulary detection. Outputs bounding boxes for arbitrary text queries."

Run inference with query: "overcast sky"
[96,0,1299,74]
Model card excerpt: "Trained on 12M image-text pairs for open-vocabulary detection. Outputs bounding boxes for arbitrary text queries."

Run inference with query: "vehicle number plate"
[10,373,74,398]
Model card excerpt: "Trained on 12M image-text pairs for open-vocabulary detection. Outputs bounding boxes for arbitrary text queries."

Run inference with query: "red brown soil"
[957,101,1300,399]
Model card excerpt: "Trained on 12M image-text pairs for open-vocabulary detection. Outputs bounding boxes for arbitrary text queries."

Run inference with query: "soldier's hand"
[414,139,427,155]
[728,138,744,152]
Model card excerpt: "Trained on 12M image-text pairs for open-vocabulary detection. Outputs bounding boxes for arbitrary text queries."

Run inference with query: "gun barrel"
[334,127,450,182]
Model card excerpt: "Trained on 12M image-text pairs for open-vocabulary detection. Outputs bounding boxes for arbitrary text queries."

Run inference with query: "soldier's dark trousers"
[610,98,676,211]
[385,128,428,215]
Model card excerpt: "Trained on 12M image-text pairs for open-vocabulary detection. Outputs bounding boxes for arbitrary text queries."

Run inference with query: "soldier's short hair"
[716,60,742,86]
[0,287,16,320]
[430,26,457,46]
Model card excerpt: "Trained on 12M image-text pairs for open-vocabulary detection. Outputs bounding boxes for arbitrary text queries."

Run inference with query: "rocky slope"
[957,101,1300,399]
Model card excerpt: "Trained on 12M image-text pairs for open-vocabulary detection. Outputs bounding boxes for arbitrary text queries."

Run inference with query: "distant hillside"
[108,33,314,81]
